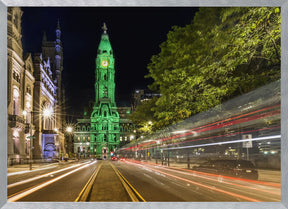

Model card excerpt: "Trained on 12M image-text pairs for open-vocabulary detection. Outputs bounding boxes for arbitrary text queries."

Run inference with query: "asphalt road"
[7,159,281,202]
[113,160,281,202]
[8,160,99,202]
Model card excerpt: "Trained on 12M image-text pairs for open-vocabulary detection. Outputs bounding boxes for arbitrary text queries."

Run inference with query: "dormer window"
[26,85,31,95]
[13,71,20,83]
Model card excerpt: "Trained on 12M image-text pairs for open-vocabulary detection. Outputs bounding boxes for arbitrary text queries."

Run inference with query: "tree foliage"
[143,7,280,130]
[128,97,157,134]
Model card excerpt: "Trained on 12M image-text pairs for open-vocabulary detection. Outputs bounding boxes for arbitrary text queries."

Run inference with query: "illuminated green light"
[90,23,120,158]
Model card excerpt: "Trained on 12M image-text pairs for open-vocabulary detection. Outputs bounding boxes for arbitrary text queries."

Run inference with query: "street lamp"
[23,106,53,170]
[23,110,34,170]
[66,126,73,133]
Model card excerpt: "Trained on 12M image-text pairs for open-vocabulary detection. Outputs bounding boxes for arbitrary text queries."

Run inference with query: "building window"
[13,70,20,83]
[13,88,19,115]
[13,130,20,154]
[26,85,31,95]
[83,136,86,142]
[88,136,90,141]
[78,137,80,142]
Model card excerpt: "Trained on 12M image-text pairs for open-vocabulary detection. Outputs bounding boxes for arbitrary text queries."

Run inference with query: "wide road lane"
[8,160,100,202]
[114,159,281,202]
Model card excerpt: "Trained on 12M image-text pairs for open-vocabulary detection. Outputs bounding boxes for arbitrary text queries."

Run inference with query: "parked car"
[192,159,258,180]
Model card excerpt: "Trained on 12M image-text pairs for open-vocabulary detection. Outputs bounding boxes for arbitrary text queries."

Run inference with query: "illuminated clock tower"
[90,23,120,159]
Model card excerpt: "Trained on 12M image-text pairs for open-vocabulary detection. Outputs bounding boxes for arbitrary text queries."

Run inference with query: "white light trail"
[8,163,89,188]
[8,165,57,176]
[161,135,281,150]
[8,161,97,202]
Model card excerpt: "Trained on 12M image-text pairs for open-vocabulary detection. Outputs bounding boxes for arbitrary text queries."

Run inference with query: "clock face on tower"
[101,60,109,67]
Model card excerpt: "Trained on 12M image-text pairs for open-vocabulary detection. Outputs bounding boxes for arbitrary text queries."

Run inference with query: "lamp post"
[23,110,34,170]
[66,126,73,159]
[23,107,53,170]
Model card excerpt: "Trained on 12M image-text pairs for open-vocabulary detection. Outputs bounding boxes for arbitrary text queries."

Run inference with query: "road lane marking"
[124,160,262,202]
[110,163,146,202]
[74,161,103,202]
[8,161,97,202]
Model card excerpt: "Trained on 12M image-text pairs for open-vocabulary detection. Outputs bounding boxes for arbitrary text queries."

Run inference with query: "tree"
[146,7,280,130]
[128,97,157,134]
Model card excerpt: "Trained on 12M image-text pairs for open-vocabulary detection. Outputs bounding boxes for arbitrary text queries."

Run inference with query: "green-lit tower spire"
[90,23,120,159]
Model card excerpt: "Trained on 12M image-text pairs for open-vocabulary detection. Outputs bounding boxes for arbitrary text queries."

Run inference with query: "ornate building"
[90,23,120,159]
[74,106,135,158]
[7,7,35,162]
[7,7,66,163]
[33,20,65,159]
[73,24,136,159]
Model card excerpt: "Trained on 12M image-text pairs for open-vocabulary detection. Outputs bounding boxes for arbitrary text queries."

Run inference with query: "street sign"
[243,141,253,148]
[242,134,252,148]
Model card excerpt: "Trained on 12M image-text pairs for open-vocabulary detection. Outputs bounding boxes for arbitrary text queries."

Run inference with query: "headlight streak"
[7,161,97,202]
[8,162,90,188]
[119,104,280,152]
[124,159,281,188]
[133,126,280,151]
[161,135,281,151]
[147,163,280,196]
[8,165,58,176]
[123,160,262,202]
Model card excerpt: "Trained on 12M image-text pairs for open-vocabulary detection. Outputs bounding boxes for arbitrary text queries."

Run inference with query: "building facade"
[74,106,135,158]
[90,23,120,159]
[7,7,35,162]
[34,21,65,159]
[73,24,137,158]
[7,8,66,163]
[132,89,161,111]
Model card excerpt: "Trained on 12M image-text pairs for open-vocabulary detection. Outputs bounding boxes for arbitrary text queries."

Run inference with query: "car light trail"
[161,135,281,150]
[124,159,281,188]
[119,103,280,151]
[8,161,97,202]
[124,161,262,202]
[150,164,280,196]
[8,162,90,188]
[8,165,57,176]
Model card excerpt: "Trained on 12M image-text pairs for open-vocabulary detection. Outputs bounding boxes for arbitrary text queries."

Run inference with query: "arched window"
[103,87,108,98]
[13,88,19,115]
[13,130,20,154]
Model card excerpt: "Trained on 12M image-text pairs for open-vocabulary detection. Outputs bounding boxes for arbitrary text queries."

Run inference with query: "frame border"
[0,1,287,209]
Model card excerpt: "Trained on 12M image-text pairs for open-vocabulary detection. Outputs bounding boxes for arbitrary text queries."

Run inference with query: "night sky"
[21,7,198,118]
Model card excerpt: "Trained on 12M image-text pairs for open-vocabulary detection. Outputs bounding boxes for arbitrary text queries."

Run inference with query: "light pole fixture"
[66,126,73,133]
[23,110,34,170]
